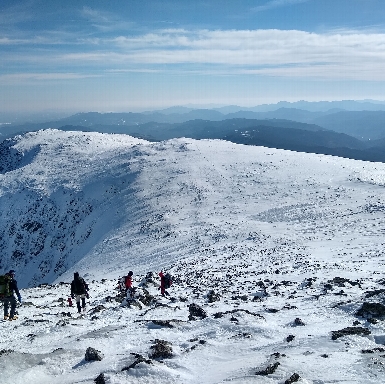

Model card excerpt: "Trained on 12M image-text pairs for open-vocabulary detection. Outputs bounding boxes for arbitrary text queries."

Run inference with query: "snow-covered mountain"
[2,129,385,383]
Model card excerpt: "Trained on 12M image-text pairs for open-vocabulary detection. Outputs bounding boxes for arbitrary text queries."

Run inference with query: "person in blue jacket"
[2,270,22,321]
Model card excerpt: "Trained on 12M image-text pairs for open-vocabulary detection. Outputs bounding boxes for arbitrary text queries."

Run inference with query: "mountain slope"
[2,129,385,288]
[2,130,385,383]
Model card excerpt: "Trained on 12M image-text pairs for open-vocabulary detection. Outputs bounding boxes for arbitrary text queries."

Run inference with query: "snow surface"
[1,129,385,383]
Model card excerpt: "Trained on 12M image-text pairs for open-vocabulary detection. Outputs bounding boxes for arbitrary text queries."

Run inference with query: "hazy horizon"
[1,0,385,114]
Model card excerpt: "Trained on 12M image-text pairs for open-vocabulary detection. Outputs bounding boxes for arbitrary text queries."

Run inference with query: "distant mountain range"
[1,99,385,162]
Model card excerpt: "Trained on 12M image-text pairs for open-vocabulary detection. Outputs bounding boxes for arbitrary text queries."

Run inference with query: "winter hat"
[8,270,15,276]
[74,272,79,279]
[128,271,133,276]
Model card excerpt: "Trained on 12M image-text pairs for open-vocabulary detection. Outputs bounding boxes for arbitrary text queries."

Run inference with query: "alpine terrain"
[1,129,385,383]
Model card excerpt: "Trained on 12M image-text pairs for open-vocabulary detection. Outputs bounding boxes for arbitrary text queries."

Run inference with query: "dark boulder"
[188,303,207,320]
[356,302,385,319]
[294,318,305,326]
[256,362,280,375]
[285,373,300,384]
[94,373,106,384]
[331,327,371,340]
[85,347,104,361]
[149,339,173,359]
[207,290,220,303]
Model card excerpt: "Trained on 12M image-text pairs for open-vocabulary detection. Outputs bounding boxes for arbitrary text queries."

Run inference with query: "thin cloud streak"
[252,0,310,12]
[3,28,385,82]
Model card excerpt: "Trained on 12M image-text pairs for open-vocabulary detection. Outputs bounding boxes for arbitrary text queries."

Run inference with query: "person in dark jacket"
[159,271,167,296]
[2,270,22,321]
[70,272,89,313]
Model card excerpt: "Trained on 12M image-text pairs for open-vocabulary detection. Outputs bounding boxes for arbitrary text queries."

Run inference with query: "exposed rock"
[328,276,360,287]
[207,290,221,303]
[152,320,174,328]
[85,347,104,361]
[356,302,385,319]
[362,347,385,354]
[0,349,13,356]
[121,353,152,370]
[94,373,106,384]
[294,318,305,326]
[364,289,385,298]
[88,305,105,315]
[213,308,264,319]
[149,339,173,359]
[137,288,155,306]
[188,303,207,320]
[256,362,280,375]
[285,373,300,384]
[286,335,295,342]
[331,327,371,340]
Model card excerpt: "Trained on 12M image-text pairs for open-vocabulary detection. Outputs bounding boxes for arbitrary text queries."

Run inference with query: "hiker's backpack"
[0,275,12,298]
[164,273,173,289]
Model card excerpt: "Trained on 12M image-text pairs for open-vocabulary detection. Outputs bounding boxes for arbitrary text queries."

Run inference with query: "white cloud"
[55,28,385,80]
[252,0,310,12]
[3,28,385,82]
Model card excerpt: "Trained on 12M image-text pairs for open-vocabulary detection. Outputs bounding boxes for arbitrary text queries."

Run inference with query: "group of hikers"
[1,269,173,320]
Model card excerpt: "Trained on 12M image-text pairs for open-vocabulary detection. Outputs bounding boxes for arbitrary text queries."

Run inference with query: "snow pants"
[74,294,86,313]
[2,295,17,318]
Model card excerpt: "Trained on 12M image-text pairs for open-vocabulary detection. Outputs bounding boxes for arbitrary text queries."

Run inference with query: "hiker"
[159,271,172,296]
[124,271,134,291]
[0,270,22,321]
[70,272,89,313]
[124,271,136,300]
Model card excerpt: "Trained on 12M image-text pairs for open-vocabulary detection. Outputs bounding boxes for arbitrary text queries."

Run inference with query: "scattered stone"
[365,289,385,298]
[271,352,286,358]
[94,373,106,384]
[188,303,207,320]
[321,354,329,358]
[213,308,264,319]
[285,373,300,384]
[294,318,305,326]
[137,289,154,306]
[362,347,385,354]
[207,290,220,303]
[286,335,295,342]
[149,339,173,359]
[121,353,152,370]
[367,318,379,324]
[56,320,69,326]
[85,347,104,361]
[353,320,360,326]
[331,327,371,340]
[328,277,360,287]
[152,320,174,328]
[0,349,13,356]
[88,305,105,315]
[256,362,280,375]
[356,302,385,319]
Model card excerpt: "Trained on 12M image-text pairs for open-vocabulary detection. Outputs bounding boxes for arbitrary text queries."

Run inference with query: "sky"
[2,0,385,114]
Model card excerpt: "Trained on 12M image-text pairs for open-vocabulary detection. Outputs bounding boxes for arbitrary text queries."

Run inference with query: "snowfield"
[1,129,385,383]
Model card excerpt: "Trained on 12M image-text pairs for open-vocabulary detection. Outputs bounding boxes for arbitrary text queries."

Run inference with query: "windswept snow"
[1,129,385,383]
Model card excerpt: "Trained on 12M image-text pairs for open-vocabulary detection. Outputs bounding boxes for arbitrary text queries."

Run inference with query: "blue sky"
[1,0,385,113]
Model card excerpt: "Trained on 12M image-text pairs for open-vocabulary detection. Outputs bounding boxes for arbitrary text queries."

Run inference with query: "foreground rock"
[356,302,385,319]
[331,327,371,340]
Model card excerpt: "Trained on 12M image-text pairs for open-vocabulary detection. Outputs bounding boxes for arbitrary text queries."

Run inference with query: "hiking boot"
[9,316,18,321]
[3,315,9,320]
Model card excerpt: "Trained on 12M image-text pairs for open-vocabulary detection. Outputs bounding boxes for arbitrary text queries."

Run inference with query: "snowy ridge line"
[1,129,385,382]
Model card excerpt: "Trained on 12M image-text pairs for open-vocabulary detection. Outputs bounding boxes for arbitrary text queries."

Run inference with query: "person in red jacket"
[159,271,166,296]
[124,271,133,290]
